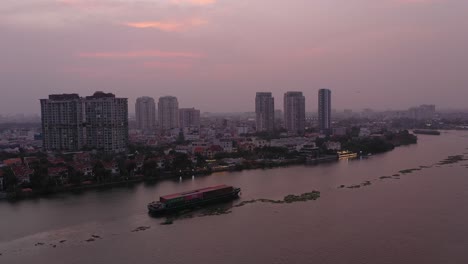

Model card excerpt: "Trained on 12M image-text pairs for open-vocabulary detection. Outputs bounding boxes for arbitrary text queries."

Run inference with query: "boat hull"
[148,188,240,216]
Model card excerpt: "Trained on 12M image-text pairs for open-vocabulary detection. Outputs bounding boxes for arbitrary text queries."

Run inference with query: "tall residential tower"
[158,96,179,132]
[283,91,306,135]
[41,92,128,152]
[255,92,275,132]
[318,89,331,133]
[179,108,201,128]
[135,96,156,131]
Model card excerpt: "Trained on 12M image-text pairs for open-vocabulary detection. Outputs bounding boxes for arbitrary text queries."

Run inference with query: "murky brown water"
[1,131,468,264]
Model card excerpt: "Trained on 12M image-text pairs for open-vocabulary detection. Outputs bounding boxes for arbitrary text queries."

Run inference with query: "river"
[1,131,468,264]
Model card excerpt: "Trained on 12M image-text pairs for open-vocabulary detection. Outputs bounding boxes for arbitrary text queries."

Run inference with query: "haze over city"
[1,0,468,114]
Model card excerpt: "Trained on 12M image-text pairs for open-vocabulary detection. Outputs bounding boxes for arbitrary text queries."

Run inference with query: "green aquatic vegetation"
[362,181,372,186]
[379,176,392,179]
[399,168,421,174]
[438,155,467,165]
[131,226,150,232]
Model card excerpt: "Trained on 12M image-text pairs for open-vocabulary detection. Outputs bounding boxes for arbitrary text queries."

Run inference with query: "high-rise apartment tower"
[158,96,179,131]
[135,96,156,131]
[283,91,306,134]
[255,92,275,132]
[318,89,331,133]
[41,92,128,152]
[179,108,201,128]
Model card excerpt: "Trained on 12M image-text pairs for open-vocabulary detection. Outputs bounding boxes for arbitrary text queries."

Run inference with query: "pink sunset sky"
[1,0,467,114]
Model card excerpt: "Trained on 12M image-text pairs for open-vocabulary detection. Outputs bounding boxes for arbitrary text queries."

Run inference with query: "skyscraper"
[283,92,306,134]
[255,92,275,132]
[84,92,128,152]
[179,108,201,128]
[41,92,128,152]
[158,96,179,131]
[318,89,331,133]
[40,94,84,151]
[135,96,156,131]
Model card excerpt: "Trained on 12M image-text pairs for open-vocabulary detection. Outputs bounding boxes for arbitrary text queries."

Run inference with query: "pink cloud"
[170,0,217,6]
[393,0,441,4]
[142,61,192,70]
[124,18,207,32]
[78,50,203,59]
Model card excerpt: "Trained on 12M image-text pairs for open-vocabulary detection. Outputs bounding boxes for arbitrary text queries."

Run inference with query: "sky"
[1,0,468,114]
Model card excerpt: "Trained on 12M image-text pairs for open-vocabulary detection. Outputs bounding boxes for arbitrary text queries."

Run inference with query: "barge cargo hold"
[148,185,241,215]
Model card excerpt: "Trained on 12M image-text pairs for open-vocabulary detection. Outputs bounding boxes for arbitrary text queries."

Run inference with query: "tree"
[67,165,83,185]
[2,167,17,191]
[171,153,192,171]
[143,159,158,178]
[93,161,111,183]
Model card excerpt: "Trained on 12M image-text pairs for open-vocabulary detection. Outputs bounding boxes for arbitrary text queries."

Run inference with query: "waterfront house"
[11,165,34,184]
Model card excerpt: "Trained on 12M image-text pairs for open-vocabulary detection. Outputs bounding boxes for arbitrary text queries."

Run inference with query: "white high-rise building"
[158,96,179,131]
[318,89,332,133]
[135,96,156,131]
[255,92,275,132]
[284,91,305,135]
[179,108,200,128]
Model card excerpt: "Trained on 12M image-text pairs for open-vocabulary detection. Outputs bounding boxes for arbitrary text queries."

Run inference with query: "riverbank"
[0,133,417,201]
[0,149,397,201]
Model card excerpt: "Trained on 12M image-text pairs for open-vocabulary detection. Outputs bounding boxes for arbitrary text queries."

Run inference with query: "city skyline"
[1,0,468,114]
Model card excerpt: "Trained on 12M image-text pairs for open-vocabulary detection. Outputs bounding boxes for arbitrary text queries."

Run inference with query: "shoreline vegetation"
[0,130,418,201]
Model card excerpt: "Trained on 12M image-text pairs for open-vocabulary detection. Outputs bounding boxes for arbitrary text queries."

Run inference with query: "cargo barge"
[148,185,241,215]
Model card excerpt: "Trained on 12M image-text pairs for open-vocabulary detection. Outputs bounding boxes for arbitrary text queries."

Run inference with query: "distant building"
[318,88,331,133]
[284,91,306,135]
[332,127,347,136]
[179,108,201,128]
[40,92,128,153]
[255,92,275,132]
[158,96,179,132]
[408,104,436,120]
[135,96,156,131]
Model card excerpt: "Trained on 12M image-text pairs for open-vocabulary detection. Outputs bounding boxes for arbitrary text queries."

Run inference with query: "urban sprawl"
[1,89,467,199]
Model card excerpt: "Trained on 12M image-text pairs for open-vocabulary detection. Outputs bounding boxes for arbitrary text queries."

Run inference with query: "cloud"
[124,18,207,32]
[170,0,216,6]
[77,50,203,59]
[142,61,192,69]
[393,0,442,4]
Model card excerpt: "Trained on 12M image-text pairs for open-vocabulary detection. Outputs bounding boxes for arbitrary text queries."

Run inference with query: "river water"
[1,131,468,264]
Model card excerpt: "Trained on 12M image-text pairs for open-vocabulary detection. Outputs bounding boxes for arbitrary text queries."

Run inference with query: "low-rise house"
[47,157,66,166]
[175,145,190,154]
[190,141,209,153]
[206,145,224,159]
[252,138,270,148]
[24,156,40,168]
[73,152,91,163]
[238,142,255,152]
[324,141,342,151]
[3,158,22,167]
[214,139,234,153]
[73,163,94,177]
[103,161,120,175]
[48,167,69,183]
[134,155,145,172]
[11,165,34,184]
